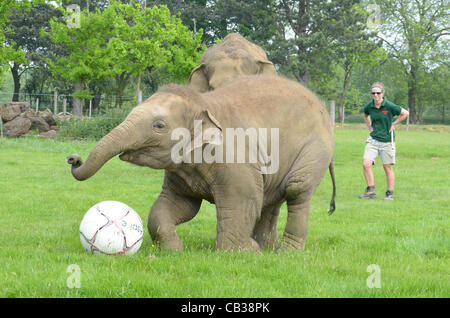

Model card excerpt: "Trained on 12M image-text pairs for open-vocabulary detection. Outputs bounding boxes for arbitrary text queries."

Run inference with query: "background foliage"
[0,0,448,123]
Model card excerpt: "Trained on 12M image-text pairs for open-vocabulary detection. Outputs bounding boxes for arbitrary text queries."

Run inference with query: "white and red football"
[79,201,144,255]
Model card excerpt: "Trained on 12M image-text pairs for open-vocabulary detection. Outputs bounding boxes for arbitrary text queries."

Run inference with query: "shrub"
[58,108,130,140]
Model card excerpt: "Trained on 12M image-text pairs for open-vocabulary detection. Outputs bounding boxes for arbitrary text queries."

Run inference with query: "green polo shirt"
[363,98,402,142]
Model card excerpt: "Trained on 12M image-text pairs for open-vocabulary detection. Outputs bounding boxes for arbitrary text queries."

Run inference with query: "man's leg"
[383,164,395,191]
[363,159,375,187]
[359,159,377,199]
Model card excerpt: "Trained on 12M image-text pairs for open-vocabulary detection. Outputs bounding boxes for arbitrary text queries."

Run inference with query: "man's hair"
[371,82,385,92]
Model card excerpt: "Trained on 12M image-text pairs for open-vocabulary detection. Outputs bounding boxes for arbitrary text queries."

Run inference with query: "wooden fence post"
[330,100,335,128]
[63,98,67,121]
[54,90,58,115]
[0,115,4,138]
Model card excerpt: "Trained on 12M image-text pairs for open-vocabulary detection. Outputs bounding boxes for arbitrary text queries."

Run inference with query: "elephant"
[67,75,335,252]
[189,33,277,92]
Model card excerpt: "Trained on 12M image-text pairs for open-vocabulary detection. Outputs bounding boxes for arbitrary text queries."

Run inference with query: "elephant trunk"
[67,116,141,181]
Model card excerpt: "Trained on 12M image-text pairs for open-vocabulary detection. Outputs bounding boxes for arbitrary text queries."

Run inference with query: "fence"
[0,91,141,118]
[1,92,447,127]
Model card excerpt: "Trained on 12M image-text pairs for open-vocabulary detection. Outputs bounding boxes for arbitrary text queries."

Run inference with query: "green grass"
[0,125,449,298]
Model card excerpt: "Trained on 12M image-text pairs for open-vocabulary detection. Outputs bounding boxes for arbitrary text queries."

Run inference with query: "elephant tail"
[328,157,337,215]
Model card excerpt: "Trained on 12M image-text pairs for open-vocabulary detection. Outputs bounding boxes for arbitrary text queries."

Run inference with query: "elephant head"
[67,85,222,181]
[189,33,276,92]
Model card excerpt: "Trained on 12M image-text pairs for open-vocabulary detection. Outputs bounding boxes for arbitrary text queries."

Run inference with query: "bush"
[58,108,130,140]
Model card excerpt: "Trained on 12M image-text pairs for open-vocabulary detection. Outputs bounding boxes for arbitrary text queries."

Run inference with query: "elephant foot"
[253,230,278,250]
[156,237,184,251]
[149,225,184,251]
[279,232,305,251]
[216,232,261,252]
[253,204,281,250]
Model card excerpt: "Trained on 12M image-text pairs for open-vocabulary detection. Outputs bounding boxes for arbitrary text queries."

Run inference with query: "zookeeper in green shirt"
[359,82,409,200]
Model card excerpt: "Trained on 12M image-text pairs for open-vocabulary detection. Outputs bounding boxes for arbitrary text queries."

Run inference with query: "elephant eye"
[152,120,166,130]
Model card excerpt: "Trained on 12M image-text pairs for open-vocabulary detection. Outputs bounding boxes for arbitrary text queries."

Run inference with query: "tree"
[332,3,385,124]
[275,0,365,86]
[44,5,116,116]
[0,0,31,87]
[44,1,204,114]
[375,0,449,123]
[418,64,449,123]
[5,2,61,101]
[107,1,204,104]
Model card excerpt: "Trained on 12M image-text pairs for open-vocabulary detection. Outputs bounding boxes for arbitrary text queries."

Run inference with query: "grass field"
[0,124,448,298]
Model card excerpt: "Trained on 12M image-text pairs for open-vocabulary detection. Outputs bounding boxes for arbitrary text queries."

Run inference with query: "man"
[359,82,409,200]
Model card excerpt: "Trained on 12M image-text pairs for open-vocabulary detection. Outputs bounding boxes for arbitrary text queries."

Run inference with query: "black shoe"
[359,186,376,199]
[383,190,394,200]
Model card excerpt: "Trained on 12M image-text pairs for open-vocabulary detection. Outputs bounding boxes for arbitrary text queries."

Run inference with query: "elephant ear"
[257,60,277,75]
[189,64,210,93]
[192,110,223,149]
[179,109,223,163]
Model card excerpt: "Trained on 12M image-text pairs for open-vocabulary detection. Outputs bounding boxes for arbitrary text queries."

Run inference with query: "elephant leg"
[280,142,331,251]
[215,200,262,252]
[253,203,282,249]
[148,190,201,251]
[280,196,312,250]
[213,169,264,252]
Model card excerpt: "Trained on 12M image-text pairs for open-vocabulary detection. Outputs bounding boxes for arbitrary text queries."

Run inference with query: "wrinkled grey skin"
[189,33,277,92]
[67,75,335,252]
[190,33,336,230]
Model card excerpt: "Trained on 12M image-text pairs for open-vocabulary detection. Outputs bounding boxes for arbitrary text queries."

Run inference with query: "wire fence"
[0,91,145,119]
[1,91,448,127]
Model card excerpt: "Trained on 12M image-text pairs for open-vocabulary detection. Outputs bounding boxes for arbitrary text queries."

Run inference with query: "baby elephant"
[67,75,335,252]
[189,33,277,92]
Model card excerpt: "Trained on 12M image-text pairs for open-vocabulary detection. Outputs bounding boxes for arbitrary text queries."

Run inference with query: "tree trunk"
[407,63,420,124]
[73,82,83,117]
[337,66,352,125]
[137,73,142,105]
[11,63,21,102]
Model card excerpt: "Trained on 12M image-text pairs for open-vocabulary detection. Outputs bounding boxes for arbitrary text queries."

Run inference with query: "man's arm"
[364,113,373,133]
[390,108,409,132]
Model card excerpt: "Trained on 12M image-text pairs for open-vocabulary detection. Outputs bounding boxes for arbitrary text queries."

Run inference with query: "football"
[79,201,144,255]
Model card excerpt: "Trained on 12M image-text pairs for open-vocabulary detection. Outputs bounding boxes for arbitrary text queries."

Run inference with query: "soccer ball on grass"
[79,201,144,255]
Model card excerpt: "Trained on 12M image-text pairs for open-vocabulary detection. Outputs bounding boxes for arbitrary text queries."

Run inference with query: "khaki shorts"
[363,136,395,165]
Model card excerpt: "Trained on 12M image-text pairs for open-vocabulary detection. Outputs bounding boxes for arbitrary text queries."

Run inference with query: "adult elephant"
[189,33,277,92]
[67,75,335,252]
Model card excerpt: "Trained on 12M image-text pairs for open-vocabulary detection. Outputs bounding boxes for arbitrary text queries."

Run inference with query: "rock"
[20,108,37,119]
[7,101,30,112]
[38,108,57,126]
[36,130,57,139]
[4,116,32,137]
[1,104,22,122]
[30,116,50,132]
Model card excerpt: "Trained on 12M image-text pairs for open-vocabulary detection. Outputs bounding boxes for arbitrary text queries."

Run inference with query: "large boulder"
[7,101,30,112]
[1,103,59,137]
[37,130,58,139]
[4,116,32,137]
[1,104,23,122]
[30,116,50,132]
[38,108,57,127]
